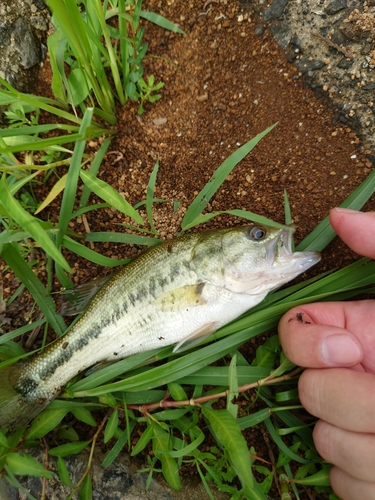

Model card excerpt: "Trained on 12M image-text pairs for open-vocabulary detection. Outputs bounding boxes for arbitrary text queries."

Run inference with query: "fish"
[0,224,320,429]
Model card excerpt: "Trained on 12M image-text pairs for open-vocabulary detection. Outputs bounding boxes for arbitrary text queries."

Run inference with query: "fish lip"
[266,226,294,266]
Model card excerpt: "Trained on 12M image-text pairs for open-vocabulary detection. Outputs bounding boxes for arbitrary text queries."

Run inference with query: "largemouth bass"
[0,224,320,429]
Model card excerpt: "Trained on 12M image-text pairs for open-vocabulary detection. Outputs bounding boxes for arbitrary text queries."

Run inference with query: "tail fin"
[0,363,50,430]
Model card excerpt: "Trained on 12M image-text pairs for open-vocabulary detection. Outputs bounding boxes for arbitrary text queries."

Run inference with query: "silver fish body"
[0,224,320,429]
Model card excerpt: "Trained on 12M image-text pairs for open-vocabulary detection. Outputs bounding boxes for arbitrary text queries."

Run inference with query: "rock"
[362,82,375,91]
[296,59,325,74]
[325,0,348,15]
[0,0,48,92]
[270,22,292,50]
[264,0,289,21]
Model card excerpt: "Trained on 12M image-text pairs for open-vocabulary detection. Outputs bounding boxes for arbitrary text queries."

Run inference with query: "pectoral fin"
[173,322,216,353]
[155,283,207,312]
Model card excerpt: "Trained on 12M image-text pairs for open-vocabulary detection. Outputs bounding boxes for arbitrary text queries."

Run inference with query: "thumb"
[278,307,363,368]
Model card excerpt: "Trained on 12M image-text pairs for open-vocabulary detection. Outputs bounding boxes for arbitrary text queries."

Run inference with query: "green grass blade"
[85,232,161,246]
[140,10,185,34]
[79,169,144,225]
[56,107,94,248]
[79,138,111,208]
[1,243,66,335]
[181,124,277,230]
[182,209,286,231]
[297,167,375,251]
[146,160,159,233]
[62,236,130,266]
[0,176,71,273]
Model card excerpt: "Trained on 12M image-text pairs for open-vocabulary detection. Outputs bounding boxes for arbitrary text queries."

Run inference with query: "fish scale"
[0,224,320,429]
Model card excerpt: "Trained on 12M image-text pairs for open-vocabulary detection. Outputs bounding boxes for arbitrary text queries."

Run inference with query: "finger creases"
[313,420,375,483]
[330,466,375,500]
[299,368,375,433]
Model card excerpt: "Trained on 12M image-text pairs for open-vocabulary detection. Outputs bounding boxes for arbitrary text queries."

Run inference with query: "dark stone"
[264,0,289,20]
[339,114,348,123]
[325,0,348,15]
[337,58,353,69]
[269,22,291,49]
[34,0,46,8]
[100,465,134,494]
[362,82,375,91]
[254,25,266,36]
[290,34,302,49]
[12,18,42,70]
[0,24,10,47]
[296,58,325,74]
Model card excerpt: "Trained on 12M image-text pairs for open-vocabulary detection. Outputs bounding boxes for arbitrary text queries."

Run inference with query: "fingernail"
[333,207,360,214]
[322,334,362,366]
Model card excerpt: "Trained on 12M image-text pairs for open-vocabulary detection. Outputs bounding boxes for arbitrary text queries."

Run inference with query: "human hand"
[278,208,375,500]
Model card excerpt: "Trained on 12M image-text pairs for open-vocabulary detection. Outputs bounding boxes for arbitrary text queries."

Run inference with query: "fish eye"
[247,226,267,240]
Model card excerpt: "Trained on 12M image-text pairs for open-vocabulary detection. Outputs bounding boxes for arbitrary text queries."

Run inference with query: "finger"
[313,420,375,482]
[330,466,375,500]
[330,208,375,259]
[299,368,375,433]
[278,304,363,368]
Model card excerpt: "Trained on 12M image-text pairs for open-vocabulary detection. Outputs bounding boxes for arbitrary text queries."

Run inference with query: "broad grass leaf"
[202,406,265,499]
[0,177,71,273]
[104,410,119,444]
[35,173,67,215]
[6,453,53,479]
[79,169,144,225]
[49,441,90,457]
[79,138,111,208]
[57,456,73,487]
[26,408,68,440]
[140,10,185,34]
[181,123,277,230]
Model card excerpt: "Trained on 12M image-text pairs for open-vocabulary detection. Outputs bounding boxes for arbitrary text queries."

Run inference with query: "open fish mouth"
[266,226,320,269]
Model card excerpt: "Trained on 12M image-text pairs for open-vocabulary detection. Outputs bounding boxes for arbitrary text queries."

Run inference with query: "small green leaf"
[153,427,181,490]
[291,465,333,486]
[168,383,188,402]
[6,453,53,479]
[57,456,73,487]
[104,410,119,443]
[49,441,90,457]
[131,422,154,456]
[79,473,92,500]
[140,10,185,34]
[26,408,68,440]
[71,407,96,426]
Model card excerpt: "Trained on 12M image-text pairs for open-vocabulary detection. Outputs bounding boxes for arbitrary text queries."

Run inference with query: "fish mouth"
[266,226,320,269]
